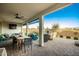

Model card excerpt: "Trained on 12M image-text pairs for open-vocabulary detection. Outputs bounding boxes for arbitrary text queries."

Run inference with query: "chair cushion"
[31,34,38,40]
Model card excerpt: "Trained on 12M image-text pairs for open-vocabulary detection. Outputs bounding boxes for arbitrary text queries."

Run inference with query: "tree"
[52,24,59,32]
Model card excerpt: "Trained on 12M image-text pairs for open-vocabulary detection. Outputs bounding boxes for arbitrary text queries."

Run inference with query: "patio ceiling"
[0,3,54,23]
[0,3,72,24]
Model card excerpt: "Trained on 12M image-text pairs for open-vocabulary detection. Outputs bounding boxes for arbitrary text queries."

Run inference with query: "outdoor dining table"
[16,36,32,48]
[17,36,31,44]
[17,36,32,55]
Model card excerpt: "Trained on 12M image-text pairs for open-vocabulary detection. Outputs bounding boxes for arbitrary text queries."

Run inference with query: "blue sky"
[24,3,79,29]
[44,3,79,28]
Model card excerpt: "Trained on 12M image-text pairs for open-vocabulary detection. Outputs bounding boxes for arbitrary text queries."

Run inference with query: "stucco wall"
[1,22,22,36]
[0,22,2,34]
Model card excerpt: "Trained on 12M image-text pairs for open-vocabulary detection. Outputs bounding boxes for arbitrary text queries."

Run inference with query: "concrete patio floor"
[32,38,79,56]
[1,38,79,56]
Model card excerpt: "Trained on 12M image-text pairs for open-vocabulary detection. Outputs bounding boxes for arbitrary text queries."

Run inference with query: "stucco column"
[26,23,28,36]
[39,16,44,47]
[20,24,23,36]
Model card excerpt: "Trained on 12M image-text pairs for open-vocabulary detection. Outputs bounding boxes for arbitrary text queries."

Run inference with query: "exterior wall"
[0,22,2,34]
[0,22,22,36]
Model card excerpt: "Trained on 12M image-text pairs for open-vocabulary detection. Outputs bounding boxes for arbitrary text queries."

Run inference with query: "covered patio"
[0,3,74,56]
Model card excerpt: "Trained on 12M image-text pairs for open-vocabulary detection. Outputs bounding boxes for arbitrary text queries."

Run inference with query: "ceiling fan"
[15,13,28,21]
[15,13,24,19]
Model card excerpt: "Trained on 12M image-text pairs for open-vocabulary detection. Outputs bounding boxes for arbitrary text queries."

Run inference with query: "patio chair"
[28,33,38,41]
[3,34,9,40]
[12,36,17,49]
[31,34,38,41]
[75,40,79,46]
[24,37,32,55]
[0,35,7,43]
[44,34,49,42]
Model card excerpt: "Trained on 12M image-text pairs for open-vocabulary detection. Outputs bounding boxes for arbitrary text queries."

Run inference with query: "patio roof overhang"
[0,3,72,24]
[0,3,54,23]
